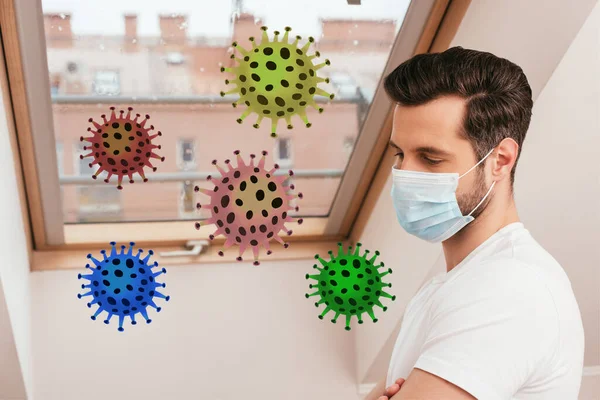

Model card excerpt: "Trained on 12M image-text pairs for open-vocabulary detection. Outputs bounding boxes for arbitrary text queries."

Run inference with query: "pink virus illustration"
[194,150,303,265]
[80,107,165,189]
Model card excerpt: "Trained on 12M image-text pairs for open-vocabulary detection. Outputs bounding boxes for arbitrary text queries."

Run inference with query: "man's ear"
[491,138,519,180]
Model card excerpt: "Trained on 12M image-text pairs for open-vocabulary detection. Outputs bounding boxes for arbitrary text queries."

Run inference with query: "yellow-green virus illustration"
[306,243,395,331]
[220,26,334,137]
[194,150,303,265]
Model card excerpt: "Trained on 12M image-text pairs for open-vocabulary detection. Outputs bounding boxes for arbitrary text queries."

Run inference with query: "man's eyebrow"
[415,146,452,157]
[388,140,400,149]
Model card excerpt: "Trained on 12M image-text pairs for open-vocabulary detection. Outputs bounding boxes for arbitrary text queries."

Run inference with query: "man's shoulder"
[441,256,563,317]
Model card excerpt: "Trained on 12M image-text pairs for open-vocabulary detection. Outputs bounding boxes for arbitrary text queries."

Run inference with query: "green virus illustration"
[305,243,396,331]
[220,26,334,137]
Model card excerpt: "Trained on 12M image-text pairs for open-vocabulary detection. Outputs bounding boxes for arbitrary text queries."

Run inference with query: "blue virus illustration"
[306,242,395,331]
[77,242,170,332]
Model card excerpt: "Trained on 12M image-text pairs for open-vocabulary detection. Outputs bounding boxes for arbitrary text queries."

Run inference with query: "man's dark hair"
[383,46,533,185]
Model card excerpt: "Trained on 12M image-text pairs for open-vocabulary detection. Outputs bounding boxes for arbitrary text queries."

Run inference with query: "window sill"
[31,237,347,271]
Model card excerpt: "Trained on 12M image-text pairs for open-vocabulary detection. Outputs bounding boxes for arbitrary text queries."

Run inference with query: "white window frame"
[177,139,197,170]
[11,0,437,246]
[273,137,293,169]
[178,180,196,218]
[92,69,121,96]
[55,140,63,175]
[72,143,121,216]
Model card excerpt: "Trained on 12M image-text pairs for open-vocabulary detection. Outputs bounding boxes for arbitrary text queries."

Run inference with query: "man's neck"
[442,196,520,272]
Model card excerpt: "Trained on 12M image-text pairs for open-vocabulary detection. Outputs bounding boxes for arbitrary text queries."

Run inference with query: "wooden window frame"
[0,0,470,270]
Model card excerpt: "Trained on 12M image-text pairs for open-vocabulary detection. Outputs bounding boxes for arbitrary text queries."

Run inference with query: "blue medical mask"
[390,148,495,243]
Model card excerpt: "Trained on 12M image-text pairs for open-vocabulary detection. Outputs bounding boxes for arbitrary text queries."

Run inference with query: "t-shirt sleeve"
[413,261,559,400]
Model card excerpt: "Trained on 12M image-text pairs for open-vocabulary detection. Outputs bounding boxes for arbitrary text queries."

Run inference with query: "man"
[367,47,585,400]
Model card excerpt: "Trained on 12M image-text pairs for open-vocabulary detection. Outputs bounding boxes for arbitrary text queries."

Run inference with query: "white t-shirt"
[386,222,584,400]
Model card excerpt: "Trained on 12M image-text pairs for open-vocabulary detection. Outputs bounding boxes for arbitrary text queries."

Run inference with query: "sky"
[42,0,410,37]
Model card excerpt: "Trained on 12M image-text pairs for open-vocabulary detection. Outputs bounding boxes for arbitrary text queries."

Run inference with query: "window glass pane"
[42,0,411,223]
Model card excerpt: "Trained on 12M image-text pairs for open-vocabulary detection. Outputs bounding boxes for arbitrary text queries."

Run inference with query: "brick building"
[43,7,396,223]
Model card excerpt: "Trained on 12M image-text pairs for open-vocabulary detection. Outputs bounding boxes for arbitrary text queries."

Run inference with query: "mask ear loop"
[430,180,496,242]
[467,181,496,217]
[459,148,496,179]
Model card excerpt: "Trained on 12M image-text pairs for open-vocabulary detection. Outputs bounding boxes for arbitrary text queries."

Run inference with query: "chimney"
[124,14,138,52]
[125,14,137,40]
[43,13,73,48]
[232,12,261,47]
[159,14,187,45]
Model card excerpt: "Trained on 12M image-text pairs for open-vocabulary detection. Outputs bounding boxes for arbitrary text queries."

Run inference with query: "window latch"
[159,240,209,257]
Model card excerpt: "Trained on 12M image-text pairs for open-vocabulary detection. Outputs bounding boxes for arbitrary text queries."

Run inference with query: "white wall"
[0,281,28,400]
[0,48,34,399]
[515,2,600,395]
[355,0,600,397]
[31,259,361,400]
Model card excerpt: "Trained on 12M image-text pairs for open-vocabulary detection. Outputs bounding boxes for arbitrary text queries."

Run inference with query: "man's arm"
[364,377,386,400]
[389,368,475,400]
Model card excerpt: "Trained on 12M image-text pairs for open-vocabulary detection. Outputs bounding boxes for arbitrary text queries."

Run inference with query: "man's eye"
[395,152,404,159]
[422,156,442,165]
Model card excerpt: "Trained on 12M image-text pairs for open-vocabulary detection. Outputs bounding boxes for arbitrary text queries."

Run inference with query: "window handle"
[159,240,209,257]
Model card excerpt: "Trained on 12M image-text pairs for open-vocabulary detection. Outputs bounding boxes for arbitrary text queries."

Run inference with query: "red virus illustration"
[194,150,303,265]
[80,107,165,189]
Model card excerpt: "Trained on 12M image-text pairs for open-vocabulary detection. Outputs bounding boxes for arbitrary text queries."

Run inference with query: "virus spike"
[370,250,380,264]
[194,151,302,265]
[214,162,228,177]
[233,42,250,57]
[152,268,166,279]
[237,108,252,124]
[366,307,378,323]
[127,242,136,255]
[221,26,332,136]
[315,298,327,306]
[315,88,333,99]
[77,242,169,331]
[306,244,395,331]
[357,312,365,325]
[117,315,125,332]
[91,308,103,321]
[380,291,396,300]
[345,314,352,331]
[110,242,118,258]
[78,290,92,299]
[318,306,332,319]
[260,26,269,43]
[152,291,169,300]
[314,59,331,70]
[380,268,393,278]
[87,254,102,268]
[353,242,361,257]
[331,311,341,323]
[140,308,151,324]
[142,249,154,264]
[282,26,291,43]
[87,297,99,308]
[373,299,387,311]
[104,311,114,325]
